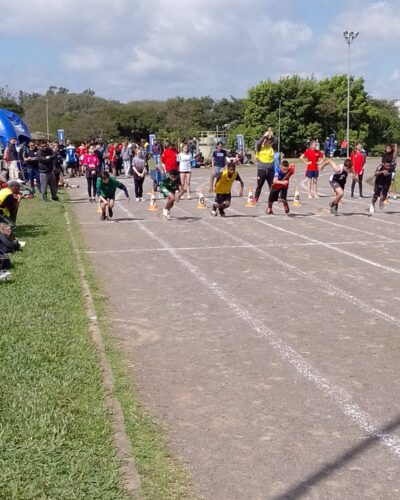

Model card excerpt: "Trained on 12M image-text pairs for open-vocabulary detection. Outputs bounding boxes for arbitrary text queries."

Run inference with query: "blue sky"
[1,0,399,102]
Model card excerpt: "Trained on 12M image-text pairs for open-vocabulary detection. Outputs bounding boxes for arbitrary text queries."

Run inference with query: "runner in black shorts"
[320,158,355,215]
[267,160,295,215]
[369,160,394,214]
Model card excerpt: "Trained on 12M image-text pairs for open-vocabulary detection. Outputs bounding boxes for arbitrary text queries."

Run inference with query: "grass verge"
[68,204,198,499]
[0,196,129,499]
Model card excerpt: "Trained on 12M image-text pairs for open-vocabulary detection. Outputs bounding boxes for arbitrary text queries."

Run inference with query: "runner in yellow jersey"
[211,162,244,217]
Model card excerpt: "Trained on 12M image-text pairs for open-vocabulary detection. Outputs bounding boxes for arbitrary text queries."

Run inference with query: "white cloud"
[1,0,399,100]
[271,20,313,51]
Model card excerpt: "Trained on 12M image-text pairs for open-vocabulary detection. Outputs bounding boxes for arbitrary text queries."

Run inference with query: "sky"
[1,0,399,102]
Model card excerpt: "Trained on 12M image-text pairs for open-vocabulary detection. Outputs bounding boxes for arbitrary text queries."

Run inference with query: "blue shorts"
[305,170,319,179]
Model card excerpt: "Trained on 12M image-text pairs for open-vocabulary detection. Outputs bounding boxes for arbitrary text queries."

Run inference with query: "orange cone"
[245,185,255,207]
[196,188,207,209]
[96,203,102,213]
[148,190,158,211]
[292,186,301,207]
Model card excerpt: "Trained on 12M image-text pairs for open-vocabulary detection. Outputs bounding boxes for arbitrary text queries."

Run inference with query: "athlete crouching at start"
[211,161,244,217]
[96,171,129,221]
[320,158,355,215]
[267,160,295,215]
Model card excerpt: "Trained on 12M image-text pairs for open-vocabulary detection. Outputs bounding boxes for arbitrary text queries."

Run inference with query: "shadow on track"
[272,415,400,500]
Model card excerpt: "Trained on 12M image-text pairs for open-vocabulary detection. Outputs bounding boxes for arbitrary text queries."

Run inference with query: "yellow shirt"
[0,187,13,217]
[214,169,237,194]
[256,144,274,163]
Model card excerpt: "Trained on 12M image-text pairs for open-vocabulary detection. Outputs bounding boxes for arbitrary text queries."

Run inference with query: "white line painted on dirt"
[176,201,400,327]
[85,239,400,255]
[252,216,400,275]
[117,202,400,460]
[290,213,390,240]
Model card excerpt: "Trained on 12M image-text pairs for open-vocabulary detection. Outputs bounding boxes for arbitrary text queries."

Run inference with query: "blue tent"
[0,109,31,148]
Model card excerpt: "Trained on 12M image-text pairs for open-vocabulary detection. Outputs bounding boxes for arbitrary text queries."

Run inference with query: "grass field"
[0,193,196,499]
[70,208,197,500]
[0,197,128,499]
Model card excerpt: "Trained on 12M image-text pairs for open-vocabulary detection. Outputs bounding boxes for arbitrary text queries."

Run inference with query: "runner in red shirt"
[300,140,324,198]
[350,143,366,197]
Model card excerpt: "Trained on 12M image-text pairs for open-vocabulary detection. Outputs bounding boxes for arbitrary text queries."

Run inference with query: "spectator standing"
[132,147,146,201]
[350,143,366,197]
[152,140,163,166]
[94,144,105,172]
[82,145,101,202]
[177,143,192,199]
[76,142,87,175]
[121,142,132,176]
[23,142,41,195]
[300,140,324,198]
[340,138,347,157]
[65,140,78,177]
[37,142,58,201]
[161,143,178,174]
[6,138,19,180]
[209,141,228,193]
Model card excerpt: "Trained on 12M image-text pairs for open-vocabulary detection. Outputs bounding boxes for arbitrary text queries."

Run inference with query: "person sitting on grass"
[0,180,22,226]
[211,160,244,217]
[266,160,295,215]
[0,223,24,253]
[96,171,129,221]
[159,169,184,220]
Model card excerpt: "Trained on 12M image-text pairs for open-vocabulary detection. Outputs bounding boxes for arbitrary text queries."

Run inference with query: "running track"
[71,159,400,499]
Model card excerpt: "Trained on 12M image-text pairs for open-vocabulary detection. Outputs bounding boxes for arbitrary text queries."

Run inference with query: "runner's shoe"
[283,202,290,214]
[100,212,106,221]
[219,209,226,217]
[108,207,113,218]
[369,203,375,214]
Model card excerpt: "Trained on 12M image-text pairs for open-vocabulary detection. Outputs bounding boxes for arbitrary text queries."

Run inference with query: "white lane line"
[117,202,400,459]
[252,217,400,274]
[174,202,400,327]
[85,239,400,255]
[362,215,400,228]
[290,214,390,240]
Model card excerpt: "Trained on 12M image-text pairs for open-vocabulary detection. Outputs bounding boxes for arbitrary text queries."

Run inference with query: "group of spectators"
[0,179,25,280]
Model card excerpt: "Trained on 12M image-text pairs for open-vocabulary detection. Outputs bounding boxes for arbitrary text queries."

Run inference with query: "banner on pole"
[236,134,244,152]
[149,134,156,152]
[57,129,65,144]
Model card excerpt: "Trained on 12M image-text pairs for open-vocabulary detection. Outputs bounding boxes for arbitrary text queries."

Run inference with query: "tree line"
[1,75,399,156]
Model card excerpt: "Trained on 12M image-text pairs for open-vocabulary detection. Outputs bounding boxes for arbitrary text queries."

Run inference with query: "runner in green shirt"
[159,170,184,219]
[96,171,129,220]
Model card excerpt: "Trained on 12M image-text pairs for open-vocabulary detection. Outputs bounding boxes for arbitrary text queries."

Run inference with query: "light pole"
[45,98,49,140]
[277,99,282,155]
[343,30,359,157]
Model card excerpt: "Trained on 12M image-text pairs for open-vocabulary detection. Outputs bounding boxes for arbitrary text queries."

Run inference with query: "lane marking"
[117,202,400,459]
[251,216,400,275]
[85,239,400,255]
[172,202,400,327]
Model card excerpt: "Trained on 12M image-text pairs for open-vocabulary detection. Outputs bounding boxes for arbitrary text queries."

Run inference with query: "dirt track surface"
[71,160,400,499]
